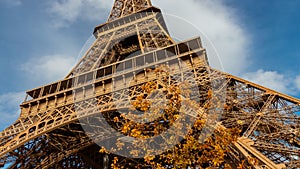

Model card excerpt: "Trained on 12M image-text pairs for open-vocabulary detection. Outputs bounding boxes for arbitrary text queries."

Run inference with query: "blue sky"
[0,0,300,131]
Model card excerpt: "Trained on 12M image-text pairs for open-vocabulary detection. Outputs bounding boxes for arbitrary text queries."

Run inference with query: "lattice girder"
[0,42,207,155]
[1,50,300,168]
[108,0,152,22]
[67,7,173,77]
[1,0,300,168]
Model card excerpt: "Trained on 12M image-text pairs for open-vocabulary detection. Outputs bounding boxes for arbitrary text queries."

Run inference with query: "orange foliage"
[100,65,252,168]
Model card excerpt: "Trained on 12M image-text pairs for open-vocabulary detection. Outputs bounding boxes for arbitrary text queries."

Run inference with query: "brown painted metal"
[107,0,152,22]
[0,0,299,168]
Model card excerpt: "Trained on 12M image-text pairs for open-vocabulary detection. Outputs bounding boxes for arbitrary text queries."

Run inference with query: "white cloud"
[153,0,251,75]
[0,92,24,130]
[242,69,295,94]
[48,0,250,74]
[151,1,300,96]
[295,76,300,91]
[48,0,113,28]
[21,54,76,84]
[44,0,300,97]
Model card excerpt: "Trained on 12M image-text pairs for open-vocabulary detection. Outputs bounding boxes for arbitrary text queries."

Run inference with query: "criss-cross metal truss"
[0,0,299,168]
[108,0,152,22]
[66,5,173,78]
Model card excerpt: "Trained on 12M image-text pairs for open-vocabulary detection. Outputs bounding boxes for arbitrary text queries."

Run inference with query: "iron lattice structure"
[0,0,299,168]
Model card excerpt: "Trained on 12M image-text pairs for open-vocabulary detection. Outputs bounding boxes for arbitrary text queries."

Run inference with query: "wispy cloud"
[48,0,113,28]
[0,91,24,130]
[20,54,76,84]
[47,0,251,74]
[153,0,300,97]
[295,76,300,91]
[242,69,297,95]
[153,0,251,75]
[44,0,300,98]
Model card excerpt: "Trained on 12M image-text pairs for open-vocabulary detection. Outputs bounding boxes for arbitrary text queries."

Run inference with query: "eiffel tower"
[1,0,299,168]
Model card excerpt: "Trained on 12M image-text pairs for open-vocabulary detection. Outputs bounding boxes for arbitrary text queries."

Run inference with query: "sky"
[0,0,300,131]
